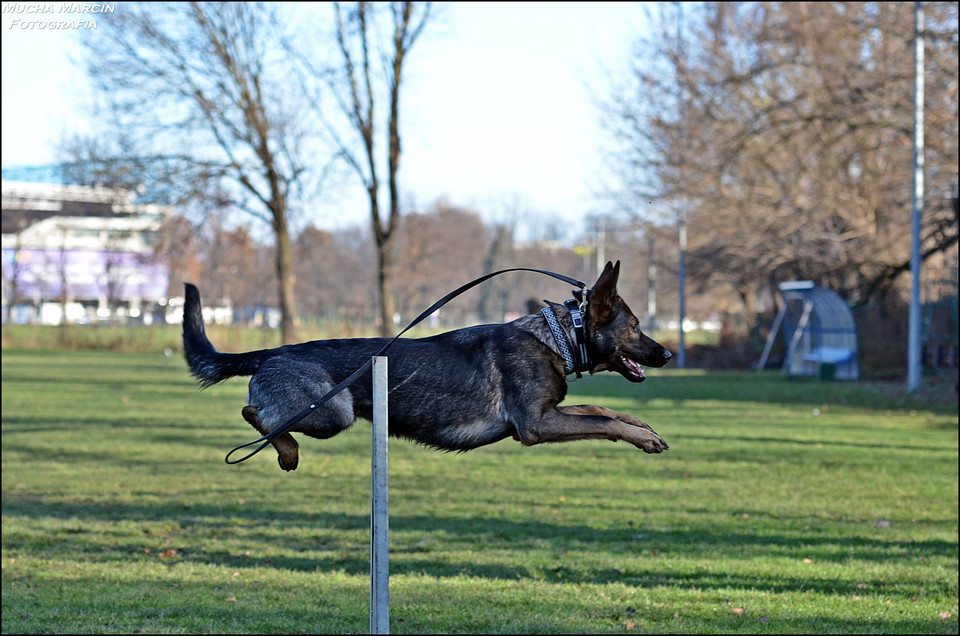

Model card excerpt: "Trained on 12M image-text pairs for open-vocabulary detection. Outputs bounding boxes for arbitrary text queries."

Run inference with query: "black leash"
[225,267,587,465]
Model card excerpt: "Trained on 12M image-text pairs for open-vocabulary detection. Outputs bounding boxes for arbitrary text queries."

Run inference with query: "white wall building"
[2,180,172,325]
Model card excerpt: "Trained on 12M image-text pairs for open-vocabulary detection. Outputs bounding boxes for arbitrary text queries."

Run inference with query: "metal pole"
[907,1,925,393]
[371,356,389,634]
[784,301,814,376]
[756,302,787,372]
[675,0,687,369]
[596,217,606,280]
[647,231,657,332]
[677,209,687,369]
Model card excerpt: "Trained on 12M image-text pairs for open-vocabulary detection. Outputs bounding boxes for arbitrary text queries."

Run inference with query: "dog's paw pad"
[635,433,668,454]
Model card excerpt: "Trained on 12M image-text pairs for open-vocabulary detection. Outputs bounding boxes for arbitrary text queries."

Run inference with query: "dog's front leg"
[560,404,659,433]
[559,405,668,453]
[518,405,668,453]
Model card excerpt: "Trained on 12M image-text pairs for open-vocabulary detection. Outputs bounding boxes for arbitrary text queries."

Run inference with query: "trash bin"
[819,362,838,382]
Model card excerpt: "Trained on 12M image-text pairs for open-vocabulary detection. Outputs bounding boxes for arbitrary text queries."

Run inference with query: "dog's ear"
[589,261,621,325]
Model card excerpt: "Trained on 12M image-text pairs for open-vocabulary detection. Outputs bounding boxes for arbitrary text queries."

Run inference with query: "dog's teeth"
[621,355,645,379]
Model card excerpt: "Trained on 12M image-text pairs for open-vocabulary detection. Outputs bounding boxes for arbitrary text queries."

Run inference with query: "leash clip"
[576,285,589,315]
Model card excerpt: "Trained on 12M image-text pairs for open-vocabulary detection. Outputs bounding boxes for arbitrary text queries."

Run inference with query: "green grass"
[1,323,348,353]
[2,350,957,634]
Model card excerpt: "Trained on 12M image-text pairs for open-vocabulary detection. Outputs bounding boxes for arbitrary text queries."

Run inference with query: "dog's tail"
[182,283,276,387]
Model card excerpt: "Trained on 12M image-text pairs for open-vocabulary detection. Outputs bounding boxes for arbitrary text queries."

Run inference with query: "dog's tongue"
[622,355,646,380]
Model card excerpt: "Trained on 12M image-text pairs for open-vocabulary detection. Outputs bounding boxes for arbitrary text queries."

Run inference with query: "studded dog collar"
[541,299,591,377]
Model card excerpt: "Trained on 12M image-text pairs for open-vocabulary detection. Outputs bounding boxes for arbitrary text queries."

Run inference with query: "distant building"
[1,180,171,325]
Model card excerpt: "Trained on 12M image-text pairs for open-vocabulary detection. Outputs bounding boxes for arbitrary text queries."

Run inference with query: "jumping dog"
[182,261,673,471]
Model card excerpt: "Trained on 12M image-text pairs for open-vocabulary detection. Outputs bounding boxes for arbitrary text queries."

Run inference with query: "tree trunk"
[272,205,297,344]
[377,236,395,337]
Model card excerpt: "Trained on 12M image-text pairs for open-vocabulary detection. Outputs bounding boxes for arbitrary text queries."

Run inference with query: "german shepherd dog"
[183,261,672,471]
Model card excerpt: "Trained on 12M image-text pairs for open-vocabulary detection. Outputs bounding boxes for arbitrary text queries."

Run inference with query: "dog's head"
[582,261,672,382]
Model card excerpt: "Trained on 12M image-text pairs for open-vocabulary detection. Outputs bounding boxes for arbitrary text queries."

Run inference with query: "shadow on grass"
[0,441,245,476]
[5,569,955,635]
[673,433,956,455]
[579,372,959,417]
[4,494,955,599]
[1,571,360,635]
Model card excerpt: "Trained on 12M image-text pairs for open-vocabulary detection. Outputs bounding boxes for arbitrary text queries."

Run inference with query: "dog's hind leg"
[241,405,300,472]
[248,358,356,442]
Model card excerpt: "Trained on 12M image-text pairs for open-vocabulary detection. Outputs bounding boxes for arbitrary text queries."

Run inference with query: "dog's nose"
[663,349,673,361]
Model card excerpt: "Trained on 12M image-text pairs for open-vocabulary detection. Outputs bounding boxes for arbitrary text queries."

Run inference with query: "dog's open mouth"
[620,355,646,382]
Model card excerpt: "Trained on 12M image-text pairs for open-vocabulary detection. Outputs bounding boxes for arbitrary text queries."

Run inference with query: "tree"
[294,225,376,325]
[320,1,432,336]
[157,214,203,301]
[603,2,958,320]
[477,223,515,323]
[392,202,490,325]
[2,223,27,325]
[81,2,332,342]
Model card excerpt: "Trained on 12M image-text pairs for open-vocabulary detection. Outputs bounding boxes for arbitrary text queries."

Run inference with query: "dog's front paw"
[630,428,669,454]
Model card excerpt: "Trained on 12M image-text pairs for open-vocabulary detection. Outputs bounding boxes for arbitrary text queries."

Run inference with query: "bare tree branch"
[75,2,342,342]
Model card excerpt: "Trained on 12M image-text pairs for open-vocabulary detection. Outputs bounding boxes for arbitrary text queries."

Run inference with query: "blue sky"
[1,2,652,238]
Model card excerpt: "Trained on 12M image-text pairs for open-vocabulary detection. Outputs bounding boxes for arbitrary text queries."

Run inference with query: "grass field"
[2,350,957,634]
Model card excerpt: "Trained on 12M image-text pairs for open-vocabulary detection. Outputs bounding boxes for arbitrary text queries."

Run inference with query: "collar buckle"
[564,298,591,378]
